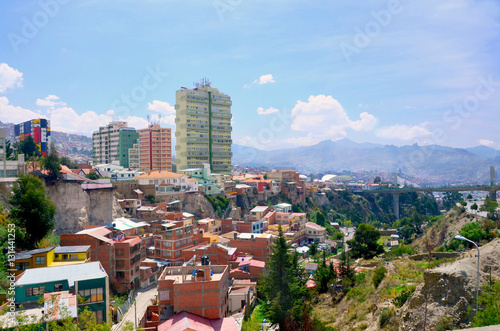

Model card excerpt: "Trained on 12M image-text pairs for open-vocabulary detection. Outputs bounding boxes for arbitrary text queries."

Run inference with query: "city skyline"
[1,1,499,151]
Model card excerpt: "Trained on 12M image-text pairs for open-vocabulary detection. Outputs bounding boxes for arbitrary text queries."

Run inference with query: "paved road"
[464,201,488,217]
[112,285,157,330]
[339,227,355,252]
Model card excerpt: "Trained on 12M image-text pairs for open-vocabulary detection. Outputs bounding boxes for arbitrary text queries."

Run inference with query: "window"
[26,286,45,297]
[71,254,79,260]
[116,249,124,256]
[116,271,125,279]
[16,262,30,271]
[78,288,103,303]
[116,260,125,268]
[35,256,45,265]
[54,283,63,291]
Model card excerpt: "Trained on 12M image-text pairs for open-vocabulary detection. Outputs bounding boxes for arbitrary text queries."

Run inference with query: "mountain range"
[233,139,500,186]
[3,119,499,186]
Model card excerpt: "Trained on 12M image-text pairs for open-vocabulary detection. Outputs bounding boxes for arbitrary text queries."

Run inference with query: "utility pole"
[134,289,137,330]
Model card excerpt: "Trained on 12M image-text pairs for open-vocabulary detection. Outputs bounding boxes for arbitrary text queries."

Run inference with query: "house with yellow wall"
[13,245,91,276]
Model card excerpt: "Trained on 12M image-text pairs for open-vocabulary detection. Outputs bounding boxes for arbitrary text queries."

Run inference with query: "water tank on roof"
[201,255,210,266]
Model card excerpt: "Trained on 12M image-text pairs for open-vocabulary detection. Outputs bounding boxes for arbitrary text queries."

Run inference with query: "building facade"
[92,121,139,168]
[14,262,110,324]
[128,143,140,169]
[178,164,221,195]
[60,226,143,291]
[175,81,232,174]
[14,118,51,156]
[158,265,230,320]
[138,124,172,172]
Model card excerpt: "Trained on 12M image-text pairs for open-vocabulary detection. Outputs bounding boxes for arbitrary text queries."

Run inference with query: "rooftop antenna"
[194,78,211,88]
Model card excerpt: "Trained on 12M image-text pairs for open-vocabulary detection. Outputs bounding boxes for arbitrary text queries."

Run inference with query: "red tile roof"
[239,260,265,268]
[157,311,238,331]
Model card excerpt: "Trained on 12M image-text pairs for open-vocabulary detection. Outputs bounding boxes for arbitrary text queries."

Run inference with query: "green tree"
[338,250,355,287]
[459,222,487,245]
[17,135,41,158]
[60,156,78,169]
[347,223,384,259]
[480,197,499,220]
[10,174,56,249]
[313,250,337,293]
[443,192,463,210]
[40,142,61,179]
[372,266,386,288]
[86,172,100,180]
[467,194,473,200]
[374,176,381,184]
[259,226,308,330]
[315,211,326,227]
[472,280,500,327]
[471,202,479,213]
[397,210,426,243]
[309,242,318,257]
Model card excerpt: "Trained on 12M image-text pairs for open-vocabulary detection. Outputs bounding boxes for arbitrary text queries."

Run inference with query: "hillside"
[411,208,482,253]
[309,233,500,331]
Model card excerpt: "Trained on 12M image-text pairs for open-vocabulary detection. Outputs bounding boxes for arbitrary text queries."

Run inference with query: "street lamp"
[454,235,480,314]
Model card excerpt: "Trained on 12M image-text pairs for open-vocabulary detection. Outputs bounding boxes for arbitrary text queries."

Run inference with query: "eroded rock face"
[44,181,122,234]
[400,270,474,331]
[182,193,215,219]
[400,238,500,331]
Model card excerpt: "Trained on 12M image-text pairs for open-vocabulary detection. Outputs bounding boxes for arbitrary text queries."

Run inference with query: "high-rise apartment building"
[128,143,140,170]
[138,124,172,172]
[14,118,51,156]
[175,80,232,174]
[92,121,138,168]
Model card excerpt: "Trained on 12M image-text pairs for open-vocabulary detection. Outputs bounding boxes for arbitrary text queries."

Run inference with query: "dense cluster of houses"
[5,165,333,330]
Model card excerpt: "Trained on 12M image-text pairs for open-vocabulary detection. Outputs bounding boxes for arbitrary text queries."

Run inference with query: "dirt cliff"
[399,238,500,330]
[44,181,124,234]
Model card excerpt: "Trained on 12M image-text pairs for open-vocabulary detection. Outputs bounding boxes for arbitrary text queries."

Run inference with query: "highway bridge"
[359,166,498,220]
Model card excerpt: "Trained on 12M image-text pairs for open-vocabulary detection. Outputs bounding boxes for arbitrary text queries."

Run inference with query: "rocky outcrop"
[399,238,500,330]
[44,181,123,234]
[182,193,215,219]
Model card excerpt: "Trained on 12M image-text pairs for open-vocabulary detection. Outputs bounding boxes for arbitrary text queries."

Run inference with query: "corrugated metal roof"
[16,262,107,287]
[54,245,91,254]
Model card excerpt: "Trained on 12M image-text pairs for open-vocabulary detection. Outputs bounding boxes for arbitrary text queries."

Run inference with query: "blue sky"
[1,0,500,151]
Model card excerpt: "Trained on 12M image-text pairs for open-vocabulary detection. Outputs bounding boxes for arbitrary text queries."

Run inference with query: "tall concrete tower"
[175,79,232,174]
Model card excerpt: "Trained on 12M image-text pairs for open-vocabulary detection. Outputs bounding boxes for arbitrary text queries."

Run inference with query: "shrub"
[459,222,487,244]
[388,244,417,257]
[378,308,394,328]
[372,266,386,288]
[472,280,500,327]
[392,289,413,308]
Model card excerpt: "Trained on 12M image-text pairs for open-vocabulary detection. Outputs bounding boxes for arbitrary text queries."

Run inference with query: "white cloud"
[257,74,275,85]
[0,63,23,93]
[478,139,495,147]
[244,74,276,88]
[147,100,176,126]
[0,96,43,124]
[0,94,151,135]
[36,95,66,108]
[376,124,432,141]
[256,106,279,115]
[147,100,175,114]
[289,95,376,143]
